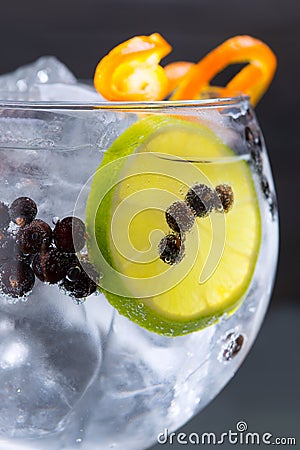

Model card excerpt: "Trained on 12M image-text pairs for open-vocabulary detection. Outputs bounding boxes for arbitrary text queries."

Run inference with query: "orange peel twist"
[94,33,172,101]
[170,35,277,106]
[164,61,195,96]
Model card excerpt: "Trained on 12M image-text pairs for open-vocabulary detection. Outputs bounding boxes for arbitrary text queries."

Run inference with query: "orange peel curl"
[94,33,171,101]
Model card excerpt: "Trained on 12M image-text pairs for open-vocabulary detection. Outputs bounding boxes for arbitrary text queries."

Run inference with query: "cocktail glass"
[0,96,278,450]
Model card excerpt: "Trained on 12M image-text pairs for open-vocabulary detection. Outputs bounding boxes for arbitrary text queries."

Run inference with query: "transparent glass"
[0,97,278,450]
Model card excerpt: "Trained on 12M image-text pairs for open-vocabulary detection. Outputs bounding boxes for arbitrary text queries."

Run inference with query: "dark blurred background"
[1,0,299,448]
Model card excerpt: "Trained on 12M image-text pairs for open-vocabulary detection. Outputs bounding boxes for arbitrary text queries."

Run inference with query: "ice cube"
[0,292,101,438]
[0,103,136,155]
[0,57,104,102]
[0,57,76,100]
[36,82,103,102]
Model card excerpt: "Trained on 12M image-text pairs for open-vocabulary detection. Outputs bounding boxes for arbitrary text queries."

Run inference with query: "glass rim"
[0,95,250,111]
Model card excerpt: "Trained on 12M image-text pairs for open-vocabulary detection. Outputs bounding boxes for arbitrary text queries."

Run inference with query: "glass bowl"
[0,97,278,450]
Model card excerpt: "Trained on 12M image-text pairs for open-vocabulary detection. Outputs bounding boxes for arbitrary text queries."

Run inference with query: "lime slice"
[86,116,261,336]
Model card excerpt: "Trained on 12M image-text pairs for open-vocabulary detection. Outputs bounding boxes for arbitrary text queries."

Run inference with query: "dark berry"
[0,202,10,230]
[223,334,244,361]
[215,184,234,213]
[0,261,35,298]
[0,233,15,265]
[165,201,195,233]
[244,108,254,122]
[185,184,218,217]
[16,219,52,254]
[32,248,72,284]
[9,197,37,227]
[53,217,86,253]
[61,261,98,299]
[268,192,277,220]
[260,175,271,200]
[251,147,263,174]
[0,234,29,266]
[158,234,184,265]
[245,126,262,149]
[17,219,52,254]
[15,250,34,265]
[245,126,255,146]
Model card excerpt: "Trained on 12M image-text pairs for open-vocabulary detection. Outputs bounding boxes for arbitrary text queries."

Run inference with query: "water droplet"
[76,437,82,444]
[16,388,21,394]
[99,272,104,280]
